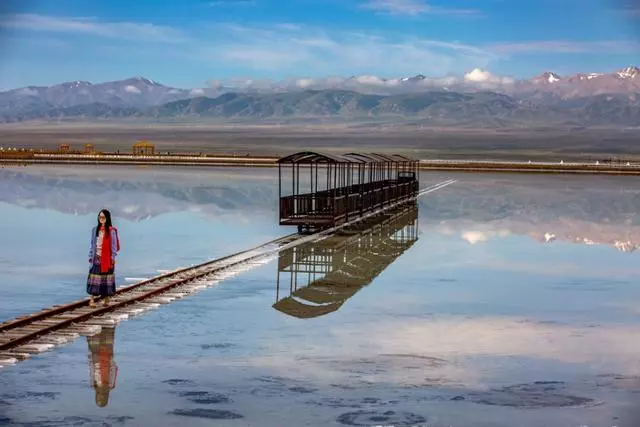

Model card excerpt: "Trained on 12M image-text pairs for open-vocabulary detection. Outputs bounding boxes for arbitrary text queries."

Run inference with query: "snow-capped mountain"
[531,72,562,84]
[0,76,222,113]
[617,66,640,79]
[0,66,638,125]
[2,66,637,111]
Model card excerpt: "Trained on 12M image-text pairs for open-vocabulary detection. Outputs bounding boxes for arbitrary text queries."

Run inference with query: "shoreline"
[1,153,639,175]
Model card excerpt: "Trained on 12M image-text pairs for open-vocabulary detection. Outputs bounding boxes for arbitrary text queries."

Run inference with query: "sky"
[0,0,638,90]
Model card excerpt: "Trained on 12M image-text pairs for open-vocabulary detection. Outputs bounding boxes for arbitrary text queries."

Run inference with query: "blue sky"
[0,0,638,89]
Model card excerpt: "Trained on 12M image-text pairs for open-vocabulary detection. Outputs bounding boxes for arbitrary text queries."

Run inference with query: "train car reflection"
[274,202,419,318]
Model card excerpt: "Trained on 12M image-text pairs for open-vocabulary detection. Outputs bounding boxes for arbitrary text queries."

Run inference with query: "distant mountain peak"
[126,76,162,86]
[1,66,639,125]
[617,66,639,79]
[532,72,561,84]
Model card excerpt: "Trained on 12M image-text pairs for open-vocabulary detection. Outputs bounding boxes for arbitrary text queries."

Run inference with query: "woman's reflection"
[87,326,118,407]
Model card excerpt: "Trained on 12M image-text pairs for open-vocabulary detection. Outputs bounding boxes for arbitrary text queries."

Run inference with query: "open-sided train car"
[277,151,419,232]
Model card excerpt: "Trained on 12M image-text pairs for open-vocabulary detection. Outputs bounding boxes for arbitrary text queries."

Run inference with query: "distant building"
[133,140,155,156]
[84,143,95,154]
[59,143,70,153]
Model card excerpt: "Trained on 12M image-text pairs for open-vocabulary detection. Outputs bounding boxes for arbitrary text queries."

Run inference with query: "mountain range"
[1,67,639,126]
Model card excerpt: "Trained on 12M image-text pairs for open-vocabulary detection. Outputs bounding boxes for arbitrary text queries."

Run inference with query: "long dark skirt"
[87,257,116,297]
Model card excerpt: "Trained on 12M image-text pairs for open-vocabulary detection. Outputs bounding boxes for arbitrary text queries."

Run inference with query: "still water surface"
[0,166,639,427]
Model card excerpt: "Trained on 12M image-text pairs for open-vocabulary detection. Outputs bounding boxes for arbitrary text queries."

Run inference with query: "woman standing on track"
[87,209,120,307]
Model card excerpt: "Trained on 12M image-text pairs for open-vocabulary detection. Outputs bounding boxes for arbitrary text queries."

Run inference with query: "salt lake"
[0,165,638,427]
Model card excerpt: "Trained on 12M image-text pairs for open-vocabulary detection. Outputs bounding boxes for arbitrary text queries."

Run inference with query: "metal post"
[333,163,337,221]
[278,163,282,221]
[359,163,364,215]
[291,162,295,197]
[276,266,281,302]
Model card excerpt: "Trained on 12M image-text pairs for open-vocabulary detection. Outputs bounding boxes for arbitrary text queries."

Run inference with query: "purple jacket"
[89,226,119,262]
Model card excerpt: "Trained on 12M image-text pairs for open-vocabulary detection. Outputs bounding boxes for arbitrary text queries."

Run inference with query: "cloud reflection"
[1,168,638,251]
[420,174,640,252]
[230,315,640,390]
[0,167,278,222]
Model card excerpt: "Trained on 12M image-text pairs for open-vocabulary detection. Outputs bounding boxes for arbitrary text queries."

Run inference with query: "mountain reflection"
[274,203,419,318]
[0,168,277,221]
[1,169,637,251]
[87,326,118,407]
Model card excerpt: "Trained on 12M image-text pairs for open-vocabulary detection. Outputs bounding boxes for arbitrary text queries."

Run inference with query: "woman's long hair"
[95,209,113,236]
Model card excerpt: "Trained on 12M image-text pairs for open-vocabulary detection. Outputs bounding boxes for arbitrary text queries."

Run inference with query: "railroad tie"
[2,229,411,366]
[0,351,31,360]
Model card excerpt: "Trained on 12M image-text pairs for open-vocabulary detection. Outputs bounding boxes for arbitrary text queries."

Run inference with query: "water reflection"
[0,167,277,221]
[87,327,118,407]
[1,168,637,251]
[274,203,419,318]
[421,174,639,252]
[1,169,639,426]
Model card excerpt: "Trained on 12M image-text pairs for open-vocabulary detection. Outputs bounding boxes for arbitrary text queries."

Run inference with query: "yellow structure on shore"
[84,144,95,154]
[58,143,70,153]
[133,140,155,156]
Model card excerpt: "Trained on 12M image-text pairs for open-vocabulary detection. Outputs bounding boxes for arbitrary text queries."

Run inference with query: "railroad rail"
[0,179,456,369]
[1,154,639,175]
[0,232,309,341]
[418,159,640,175]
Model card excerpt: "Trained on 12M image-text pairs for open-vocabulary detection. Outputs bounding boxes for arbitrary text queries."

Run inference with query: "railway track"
[0,179,456,369]
[0,233,301,366]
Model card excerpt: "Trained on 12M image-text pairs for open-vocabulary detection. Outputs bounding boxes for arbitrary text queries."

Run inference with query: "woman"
[87,209,120,307]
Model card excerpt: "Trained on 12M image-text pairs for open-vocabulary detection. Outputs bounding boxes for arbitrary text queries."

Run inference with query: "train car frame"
[277,151,419,232]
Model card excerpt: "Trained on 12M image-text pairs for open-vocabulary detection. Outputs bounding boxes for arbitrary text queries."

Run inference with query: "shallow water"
[0,166,639,427]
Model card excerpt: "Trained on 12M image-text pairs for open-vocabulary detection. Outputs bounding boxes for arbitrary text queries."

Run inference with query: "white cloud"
[190,88,205,95]
[353,75,388,85]
[295,78,316,88]
[461,229,511,244]
[0,15,524,94]
[464,68,515,85]
[205,68,523,94]
[464,68,493,83]
[13,14,633,91]
[487,40,640,54]
[0,13,188,43]
[361,0,482,16]
[461,230,489,244]
[200,23,495,78]
[362,0,430,15]
[124,85,141,94]
[291,76,348,90]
